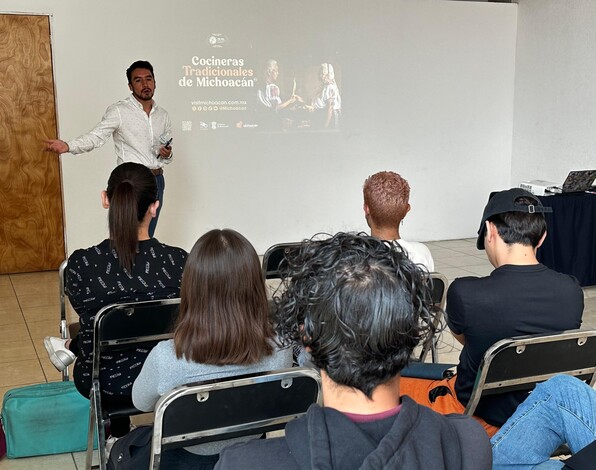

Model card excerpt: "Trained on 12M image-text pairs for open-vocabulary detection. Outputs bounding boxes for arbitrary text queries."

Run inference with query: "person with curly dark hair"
[215,232,491,470]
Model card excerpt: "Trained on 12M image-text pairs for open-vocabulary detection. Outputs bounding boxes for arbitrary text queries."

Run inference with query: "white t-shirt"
[394,239,435,272]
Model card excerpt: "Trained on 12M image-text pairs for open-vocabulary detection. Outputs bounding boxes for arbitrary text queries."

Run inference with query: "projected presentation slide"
[177,32,342,133]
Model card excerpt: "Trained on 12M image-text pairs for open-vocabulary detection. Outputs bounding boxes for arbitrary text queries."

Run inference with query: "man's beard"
[133,89,153,102]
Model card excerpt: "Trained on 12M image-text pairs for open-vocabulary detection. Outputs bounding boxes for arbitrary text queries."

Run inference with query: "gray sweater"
[132,339,293,454]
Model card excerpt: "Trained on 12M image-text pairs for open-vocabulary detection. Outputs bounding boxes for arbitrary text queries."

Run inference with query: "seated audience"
[401,188,583,436]
[492,374,596,469]
[44,162,187,437]
[215,232,491,470]
[363,170,434,271]
[107,229,292,469]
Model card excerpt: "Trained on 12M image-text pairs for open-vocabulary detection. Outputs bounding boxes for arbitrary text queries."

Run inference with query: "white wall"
[512,0,596,185]
[3,0,518,254]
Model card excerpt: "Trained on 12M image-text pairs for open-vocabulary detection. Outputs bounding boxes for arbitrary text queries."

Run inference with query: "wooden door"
[0,14,65,273]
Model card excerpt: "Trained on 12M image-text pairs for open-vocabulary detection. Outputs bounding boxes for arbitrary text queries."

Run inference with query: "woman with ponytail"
[43,162,187,436]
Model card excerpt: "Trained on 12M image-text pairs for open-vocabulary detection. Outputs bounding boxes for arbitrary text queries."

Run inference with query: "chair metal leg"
[59,260,70,382]
[149,450,161,470]
[96,392,107,470]
[431,337,439,363]
[86,383,108,470]
[85,390,97,470]
[59,318,70,381]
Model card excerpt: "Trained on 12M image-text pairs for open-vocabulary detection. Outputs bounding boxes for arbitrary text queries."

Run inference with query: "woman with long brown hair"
[122,229,291,469]
[44,162,187,436]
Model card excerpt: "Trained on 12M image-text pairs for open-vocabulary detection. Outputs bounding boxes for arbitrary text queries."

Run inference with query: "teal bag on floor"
[1,381,96,458]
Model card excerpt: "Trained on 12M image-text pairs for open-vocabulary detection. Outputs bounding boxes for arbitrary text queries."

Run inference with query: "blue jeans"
[491,375,596,469]
[148,173,164,238]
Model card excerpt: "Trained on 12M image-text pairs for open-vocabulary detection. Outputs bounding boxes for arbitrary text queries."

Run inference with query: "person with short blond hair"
[363,171,434,271]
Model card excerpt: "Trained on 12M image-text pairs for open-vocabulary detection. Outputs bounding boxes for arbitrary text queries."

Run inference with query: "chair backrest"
[86,299,180,470]
[429,272,447,311]
[416,272,448,362]
[91,298,181,380]
[261,242,304,280]
[464,328,596,416]
[150,367,322,469]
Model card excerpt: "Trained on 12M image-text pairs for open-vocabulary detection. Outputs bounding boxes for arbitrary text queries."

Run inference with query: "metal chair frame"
[464,328,596,416]
[85,298,181,470]
[58,259,69,381]
[150,367,321,470]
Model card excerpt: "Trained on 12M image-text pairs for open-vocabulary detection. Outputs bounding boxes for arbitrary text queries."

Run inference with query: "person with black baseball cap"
[401,187,584,436]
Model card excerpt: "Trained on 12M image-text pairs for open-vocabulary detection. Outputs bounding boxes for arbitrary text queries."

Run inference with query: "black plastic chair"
[416,272,448,363]
[85,298,181,470]
[150,367,322,470]
[261,242,304,280]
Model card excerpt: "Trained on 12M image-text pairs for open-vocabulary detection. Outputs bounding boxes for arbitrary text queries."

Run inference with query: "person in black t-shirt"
[400,188,583,436]
[43,163,187,437]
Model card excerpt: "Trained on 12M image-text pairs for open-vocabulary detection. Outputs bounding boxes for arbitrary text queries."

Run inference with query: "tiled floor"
[1,238,595,468]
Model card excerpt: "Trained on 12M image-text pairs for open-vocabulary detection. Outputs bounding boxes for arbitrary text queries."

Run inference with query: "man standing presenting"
[45,60,172,236]
[400,188,584,435]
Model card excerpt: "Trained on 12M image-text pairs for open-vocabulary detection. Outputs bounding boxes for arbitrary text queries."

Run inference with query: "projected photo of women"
[310,62,341,129]
[257,59,309,130]
[258,59,301,110]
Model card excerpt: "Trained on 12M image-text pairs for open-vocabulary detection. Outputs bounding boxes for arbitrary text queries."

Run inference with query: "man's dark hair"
[273,232,434,398]
[126,60,154,84]
[487,196,547,248]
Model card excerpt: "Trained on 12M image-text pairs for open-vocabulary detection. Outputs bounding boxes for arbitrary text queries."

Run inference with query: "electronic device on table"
[520,170,596,196]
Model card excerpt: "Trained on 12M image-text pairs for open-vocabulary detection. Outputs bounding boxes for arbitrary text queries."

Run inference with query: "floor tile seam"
[3,276,20,303]
[0,381,42,392]
[71,451,79,469]
[427,239,476,244]
[437,260,491,269]
[2,278,38,366]
[0,348,38,362]
[434,253,476,261]
[8,277,59,299]
[451,266,491,276]
[429,247,466,254]
[428,243,476,249]
[447,246,483,254]
[0,358,47,371]
[10,280,51,384]
[8,276,37,330]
